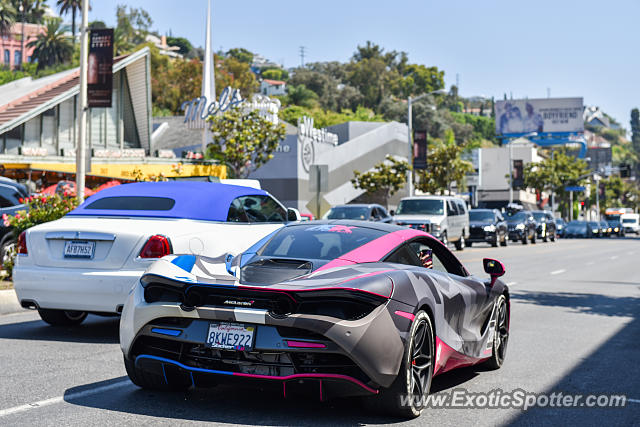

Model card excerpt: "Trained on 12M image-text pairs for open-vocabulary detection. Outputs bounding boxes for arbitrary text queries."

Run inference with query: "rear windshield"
[259,224,385,260]
[85,196,175,211]
[396,199,444,215]
[326,206,369,220]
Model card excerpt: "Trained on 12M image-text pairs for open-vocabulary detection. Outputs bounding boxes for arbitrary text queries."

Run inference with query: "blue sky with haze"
[49,0,639,131]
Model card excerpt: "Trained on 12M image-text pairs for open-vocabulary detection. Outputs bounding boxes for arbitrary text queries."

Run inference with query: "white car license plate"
[206,322,254,351]
[63,240,95,258]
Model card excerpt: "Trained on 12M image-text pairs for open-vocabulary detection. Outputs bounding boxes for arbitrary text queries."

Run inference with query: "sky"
[46,0,639,131]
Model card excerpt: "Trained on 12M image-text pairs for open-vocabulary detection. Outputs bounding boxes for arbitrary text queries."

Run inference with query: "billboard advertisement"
[495,97,583,135]
[88,28,114,108]
[413,129,427,170]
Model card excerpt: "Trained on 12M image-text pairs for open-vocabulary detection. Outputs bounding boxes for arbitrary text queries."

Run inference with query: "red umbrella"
[94,180,121,193]
[39,181,94,197]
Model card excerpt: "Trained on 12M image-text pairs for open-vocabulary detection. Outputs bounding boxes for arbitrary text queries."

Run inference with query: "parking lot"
[0,237,637,426]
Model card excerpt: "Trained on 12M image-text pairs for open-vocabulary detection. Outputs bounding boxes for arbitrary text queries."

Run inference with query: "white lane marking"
[0,380,129,418]
[506,282,517,286]
[550,269,566,275]
[610,255,618,260]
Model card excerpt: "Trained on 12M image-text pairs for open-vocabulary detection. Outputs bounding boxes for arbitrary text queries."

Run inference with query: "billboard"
[495,98,583,135]
[413,130,427,170]
[88,28,114,108]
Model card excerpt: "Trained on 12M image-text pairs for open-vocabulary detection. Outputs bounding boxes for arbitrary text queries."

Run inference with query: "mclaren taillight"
[139,235,172,258]
[17,231,27,255]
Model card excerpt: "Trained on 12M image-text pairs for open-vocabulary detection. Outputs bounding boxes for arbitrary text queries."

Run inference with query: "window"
[227,195,286,223]
[447,200,457,216]
[408,241,448,273]
[0,186,22,208]
[326,206,369,220]
[259,224,385,260]
[456,200,466,215]
[385,244,420,267]
[396,199,444,215]
[3,50,9,65]
[384,237,468,276]
[14,50,21,66]
[85,196,176,210]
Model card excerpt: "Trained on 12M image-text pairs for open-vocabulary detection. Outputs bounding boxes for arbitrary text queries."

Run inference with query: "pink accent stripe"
[283,382,286,398]
[232,372,378,394]
[319,380,323,401]
[434,336,488,376]
[286,340,327,349]
[394,310,415,321]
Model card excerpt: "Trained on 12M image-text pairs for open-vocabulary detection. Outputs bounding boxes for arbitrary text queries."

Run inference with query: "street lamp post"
[19,4,24,69]
[407,89,448,196]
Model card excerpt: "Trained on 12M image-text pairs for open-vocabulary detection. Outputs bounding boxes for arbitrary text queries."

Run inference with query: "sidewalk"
[0,289,24,315]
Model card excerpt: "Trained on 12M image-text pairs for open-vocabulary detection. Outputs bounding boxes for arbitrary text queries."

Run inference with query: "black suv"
[0,178,30,257]
[505,210,537,244]
[467,209,508,247]
[531,211,557,242]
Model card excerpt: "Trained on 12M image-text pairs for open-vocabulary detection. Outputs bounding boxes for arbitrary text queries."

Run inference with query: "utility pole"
[75,0,89,203]
[299,46,306,67]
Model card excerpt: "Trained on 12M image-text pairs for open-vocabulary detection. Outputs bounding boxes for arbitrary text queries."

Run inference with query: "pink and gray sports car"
[120,221,509,418]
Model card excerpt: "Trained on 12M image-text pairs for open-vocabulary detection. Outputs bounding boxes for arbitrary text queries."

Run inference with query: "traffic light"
[620,163,631,178]
[580,201,585,208]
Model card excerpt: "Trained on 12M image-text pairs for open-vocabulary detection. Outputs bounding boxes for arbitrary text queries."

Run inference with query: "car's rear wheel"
[376,310,434,418]
[124,356,191,391]
[37,308,87,326]
[484,295,509,369]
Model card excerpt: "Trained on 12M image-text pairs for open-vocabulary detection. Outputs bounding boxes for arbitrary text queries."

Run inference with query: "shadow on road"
[0,314,119,344]
[511,291,639,317]
[507,317,640,425]
[64,376,401,425]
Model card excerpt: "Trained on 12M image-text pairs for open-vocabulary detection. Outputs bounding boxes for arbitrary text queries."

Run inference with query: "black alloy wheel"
[485,295,509,369]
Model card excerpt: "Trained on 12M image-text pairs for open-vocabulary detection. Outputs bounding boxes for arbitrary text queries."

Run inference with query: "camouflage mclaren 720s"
[120,221,510,418]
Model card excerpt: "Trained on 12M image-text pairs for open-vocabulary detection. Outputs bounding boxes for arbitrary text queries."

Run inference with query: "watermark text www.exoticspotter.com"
[402,389,629,410]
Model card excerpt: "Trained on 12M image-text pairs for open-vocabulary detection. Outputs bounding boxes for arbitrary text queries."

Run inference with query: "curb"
[0,289,25,315]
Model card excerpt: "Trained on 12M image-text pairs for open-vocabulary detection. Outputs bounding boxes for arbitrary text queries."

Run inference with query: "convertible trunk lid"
[27,216,180,269]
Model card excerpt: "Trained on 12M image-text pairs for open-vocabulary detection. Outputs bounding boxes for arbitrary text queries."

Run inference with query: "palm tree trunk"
[71,6,76,47]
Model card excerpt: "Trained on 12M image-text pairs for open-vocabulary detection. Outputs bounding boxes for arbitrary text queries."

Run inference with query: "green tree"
[261,68,283,81]
[415,129,473,195]
[284,84,318,108]
[215,55,259,98]
[27,18,72,69]
[226,47,253,64]
[166,36,192,56]
[56,0,89,47]
[10,0,45,24]
[351,155,411,208]
[523,151,590,217]
[116,4,152,47]
[0,0,16,56]
[206,109,286,178]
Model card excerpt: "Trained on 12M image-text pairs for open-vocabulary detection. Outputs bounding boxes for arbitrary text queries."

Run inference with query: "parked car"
[0,177,30,258]
[564,220,590,238]
[531,211,556,242]
[14,182,299,326]
[554,218,566,238]
[120,220,509,418]
[467,209,508,247]
[393,196,469,250]
[505,210,537,244]
[324,204,392,223]
[621,213,640,235]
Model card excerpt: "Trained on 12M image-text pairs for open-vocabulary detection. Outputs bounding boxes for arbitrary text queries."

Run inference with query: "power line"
[299,46,306,67]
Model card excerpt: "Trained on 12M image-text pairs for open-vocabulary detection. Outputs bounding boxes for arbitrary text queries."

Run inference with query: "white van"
[392,196,470,250]
[621,213,639,235]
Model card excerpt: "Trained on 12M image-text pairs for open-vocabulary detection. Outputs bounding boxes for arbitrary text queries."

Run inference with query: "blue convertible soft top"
[67,182,268,221]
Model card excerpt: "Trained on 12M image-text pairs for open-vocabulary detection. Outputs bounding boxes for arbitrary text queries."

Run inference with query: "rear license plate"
[63,240,95,258]
[206,322,254,351]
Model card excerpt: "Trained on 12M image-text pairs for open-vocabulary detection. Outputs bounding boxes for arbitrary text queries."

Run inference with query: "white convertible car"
[14,181,298,326]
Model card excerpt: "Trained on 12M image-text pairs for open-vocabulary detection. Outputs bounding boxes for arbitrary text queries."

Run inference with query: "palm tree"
[0,0,17,65]
[56,0,89,47]
[27,17,73,69]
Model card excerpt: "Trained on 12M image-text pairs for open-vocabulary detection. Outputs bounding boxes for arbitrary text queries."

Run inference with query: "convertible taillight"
[17,231,27,255]
[139,235,172,258]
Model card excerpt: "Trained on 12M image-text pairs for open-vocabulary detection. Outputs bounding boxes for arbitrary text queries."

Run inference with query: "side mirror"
[287,207,301,222]
[389,210,395,216]
[483,258,505,287]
